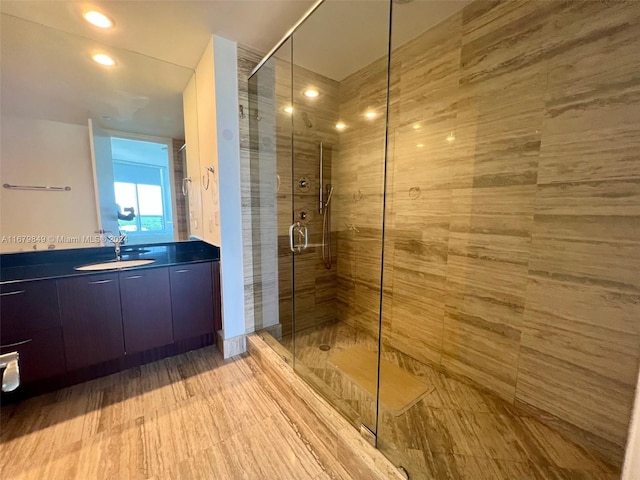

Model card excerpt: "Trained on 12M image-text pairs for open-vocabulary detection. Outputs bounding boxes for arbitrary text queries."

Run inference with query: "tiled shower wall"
[279,61,340,336]
[243,46,340,338]
[237,43,265,334]
[334,0,640,464]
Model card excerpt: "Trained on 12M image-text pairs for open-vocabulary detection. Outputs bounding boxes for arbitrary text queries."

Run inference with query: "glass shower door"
[248,38,294,362]
[289,0,392,436]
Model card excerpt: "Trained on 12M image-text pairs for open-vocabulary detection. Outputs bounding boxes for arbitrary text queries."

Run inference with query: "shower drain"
[397,466,410,479]
[318,344,331,351]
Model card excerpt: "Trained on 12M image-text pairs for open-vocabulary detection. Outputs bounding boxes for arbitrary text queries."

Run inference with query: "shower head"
[301,112,313,128]
[325,185,334,207]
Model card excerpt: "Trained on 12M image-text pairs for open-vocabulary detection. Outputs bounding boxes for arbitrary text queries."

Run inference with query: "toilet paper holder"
[0,351,21,392]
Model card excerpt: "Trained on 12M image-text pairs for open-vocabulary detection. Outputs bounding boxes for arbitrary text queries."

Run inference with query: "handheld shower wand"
[1,351,20,392]
[318,141,333,269]
[322,185,334,269]
[319,142,325,215]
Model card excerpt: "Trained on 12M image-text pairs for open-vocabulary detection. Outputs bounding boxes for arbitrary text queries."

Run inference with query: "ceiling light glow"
[446,133,456,143]
[364,110,377,119]
[304,88,319,98]
[92,53,116,66]
[84,11,114,29]
[417,144,425,148]
[284,106,293,114]
[336,122,346,130]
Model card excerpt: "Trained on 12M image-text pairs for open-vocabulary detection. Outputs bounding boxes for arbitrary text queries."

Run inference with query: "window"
[114,180,166,233]
[110,137,174,244]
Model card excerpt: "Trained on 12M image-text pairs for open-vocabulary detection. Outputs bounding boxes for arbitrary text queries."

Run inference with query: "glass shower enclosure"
[249,1,391,438]
[249,1,640,478]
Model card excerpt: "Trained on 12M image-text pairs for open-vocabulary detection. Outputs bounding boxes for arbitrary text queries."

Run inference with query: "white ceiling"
[0,0,468,139]
[1,14,194,138]
[0,0,315,138]
[293,0,469,81]
[0,1,315,69]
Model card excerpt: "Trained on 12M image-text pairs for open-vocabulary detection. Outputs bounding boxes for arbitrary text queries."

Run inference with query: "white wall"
[0,115,99,252]
[213,35,245,340]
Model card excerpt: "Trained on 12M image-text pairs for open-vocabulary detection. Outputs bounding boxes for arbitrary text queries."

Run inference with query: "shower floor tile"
[276,320,621,480]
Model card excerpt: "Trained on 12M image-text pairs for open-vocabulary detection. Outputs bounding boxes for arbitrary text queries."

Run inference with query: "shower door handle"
[289,223,296,252]
[289,222,308,253]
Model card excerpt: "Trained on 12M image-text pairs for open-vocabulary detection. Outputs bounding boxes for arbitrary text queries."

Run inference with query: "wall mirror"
[0,8,198,253]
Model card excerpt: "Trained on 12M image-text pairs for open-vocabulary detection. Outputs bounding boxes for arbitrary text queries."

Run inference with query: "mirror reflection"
[0,11,195,252]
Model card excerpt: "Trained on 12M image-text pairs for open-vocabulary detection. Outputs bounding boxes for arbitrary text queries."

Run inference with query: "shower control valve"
[297,177,310,192]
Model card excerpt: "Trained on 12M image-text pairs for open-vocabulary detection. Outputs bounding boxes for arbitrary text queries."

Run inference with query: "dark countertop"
[0,240,220,285]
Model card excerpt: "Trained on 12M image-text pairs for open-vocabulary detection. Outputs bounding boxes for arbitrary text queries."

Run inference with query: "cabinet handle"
[1,339,32,349]
[0,290,26,297]
[174,269,191,273]
[88,279,113,285]
[126,275,143,279]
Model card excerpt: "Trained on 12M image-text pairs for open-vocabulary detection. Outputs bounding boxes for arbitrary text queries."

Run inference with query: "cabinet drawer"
[0,280,60,343]
[0,327,66,384]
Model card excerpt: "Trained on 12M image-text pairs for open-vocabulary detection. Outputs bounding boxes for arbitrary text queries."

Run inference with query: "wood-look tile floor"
[0,348,354,480]
[278,321,621,480]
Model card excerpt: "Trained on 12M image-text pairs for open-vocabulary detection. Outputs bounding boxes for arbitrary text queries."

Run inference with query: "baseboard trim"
[216,331,246,359]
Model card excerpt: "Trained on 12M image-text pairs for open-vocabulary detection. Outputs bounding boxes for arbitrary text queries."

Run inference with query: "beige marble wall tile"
[513,1,640,464]
[459,0,560,87]
[332,53,388,339]
[251,49,342,339]
[171,139,189,241]
[239,42,270,335]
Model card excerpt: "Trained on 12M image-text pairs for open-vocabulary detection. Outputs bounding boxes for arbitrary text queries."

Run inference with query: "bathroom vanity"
[0,241,221,398]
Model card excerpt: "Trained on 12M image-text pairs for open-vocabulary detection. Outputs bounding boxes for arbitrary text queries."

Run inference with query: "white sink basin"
[75,259,156,271]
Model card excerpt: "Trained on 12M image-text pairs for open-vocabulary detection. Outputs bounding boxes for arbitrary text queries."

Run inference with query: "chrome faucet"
[106,233,127,261]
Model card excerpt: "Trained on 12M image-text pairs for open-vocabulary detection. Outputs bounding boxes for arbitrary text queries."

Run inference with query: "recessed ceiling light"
[336,122,346,130]
[284,106,293,114]
[446,133,456,143]
[92,53,116,66]
[412,124,421,130]
[364,110,377,119]
[417,144,425,148]
[303,88,319,98]
[83,11,114,29]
